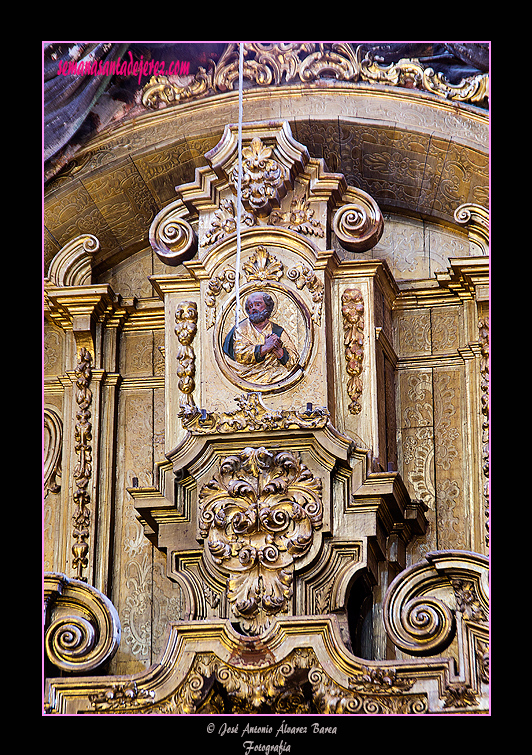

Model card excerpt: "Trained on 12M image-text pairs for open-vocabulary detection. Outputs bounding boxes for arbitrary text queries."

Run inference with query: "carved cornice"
[45,580,489,715]
[148,121,384,267]
[141,43,488,111]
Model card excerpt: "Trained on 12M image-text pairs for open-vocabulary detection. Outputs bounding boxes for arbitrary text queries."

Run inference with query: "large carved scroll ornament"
[199,447,323,634]
[383,550,489,656]
[44,572,121,674]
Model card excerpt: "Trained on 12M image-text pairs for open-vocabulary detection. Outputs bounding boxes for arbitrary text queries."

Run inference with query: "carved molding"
[478,317,489,547]
[44,572,121,674]
[148,647,427,715]
[175,301,198,407]
[72,347,93,582]
[141,43,488,110]
[341,288,364,414]
[46,607,489,714]
[198,447,323,634]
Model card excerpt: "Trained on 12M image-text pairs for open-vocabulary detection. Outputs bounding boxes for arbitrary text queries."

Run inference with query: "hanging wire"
[234,42,244,331]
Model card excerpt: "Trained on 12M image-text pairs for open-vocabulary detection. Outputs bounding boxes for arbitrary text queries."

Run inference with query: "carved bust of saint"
[222,291,299,385]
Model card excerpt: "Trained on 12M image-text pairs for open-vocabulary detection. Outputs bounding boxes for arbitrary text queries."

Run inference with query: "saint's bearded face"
[246,293,273,325]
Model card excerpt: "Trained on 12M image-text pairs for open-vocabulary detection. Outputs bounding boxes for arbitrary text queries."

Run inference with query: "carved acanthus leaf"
[198,447,323,634]
[201,198,256,248]
[269,195,324,237]
[229,136,286,217]
[242,245,284,283]
[287,263,324,325]
[141,43,488,109]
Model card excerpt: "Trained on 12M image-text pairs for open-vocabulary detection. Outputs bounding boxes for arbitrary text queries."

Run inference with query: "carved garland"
[198,447,323,635]
[89,647,426,714]
[341,288,365,414]
[178,392,329,435]
[175,301,198,407]
[72,347,93,582]
[478,317,489,548]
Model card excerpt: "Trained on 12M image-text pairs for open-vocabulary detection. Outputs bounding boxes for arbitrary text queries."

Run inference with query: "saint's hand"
[261,333,283,356]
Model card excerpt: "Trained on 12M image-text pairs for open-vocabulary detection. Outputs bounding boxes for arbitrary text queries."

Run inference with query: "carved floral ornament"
[141,43,488,110]
[205,245,323,329]
[198,447,323,634]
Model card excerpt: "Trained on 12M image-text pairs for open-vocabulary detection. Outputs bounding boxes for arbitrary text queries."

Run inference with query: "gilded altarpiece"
[44,119,489,715]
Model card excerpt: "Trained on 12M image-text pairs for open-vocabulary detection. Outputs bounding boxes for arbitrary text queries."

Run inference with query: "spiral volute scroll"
[44,573,121,673]
[332,190,384,252]
[394,596,454,655]
[46,234,100,287]
[383,559,455,656]
[383,550,488,656]
[149,201,197,266]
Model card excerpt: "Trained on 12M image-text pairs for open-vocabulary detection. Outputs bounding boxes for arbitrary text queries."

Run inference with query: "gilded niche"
[198,447,323,634]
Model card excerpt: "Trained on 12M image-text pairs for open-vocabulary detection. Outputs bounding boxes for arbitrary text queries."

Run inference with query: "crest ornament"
[229,136,286,217]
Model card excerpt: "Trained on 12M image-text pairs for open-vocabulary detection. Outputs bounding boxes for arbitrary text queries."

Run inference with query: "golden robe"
[227,318,299,384]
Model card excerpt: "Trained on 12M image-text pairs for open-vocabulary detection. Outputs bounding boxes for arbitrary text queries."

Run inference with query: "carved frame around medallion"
[214,277,314,395]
